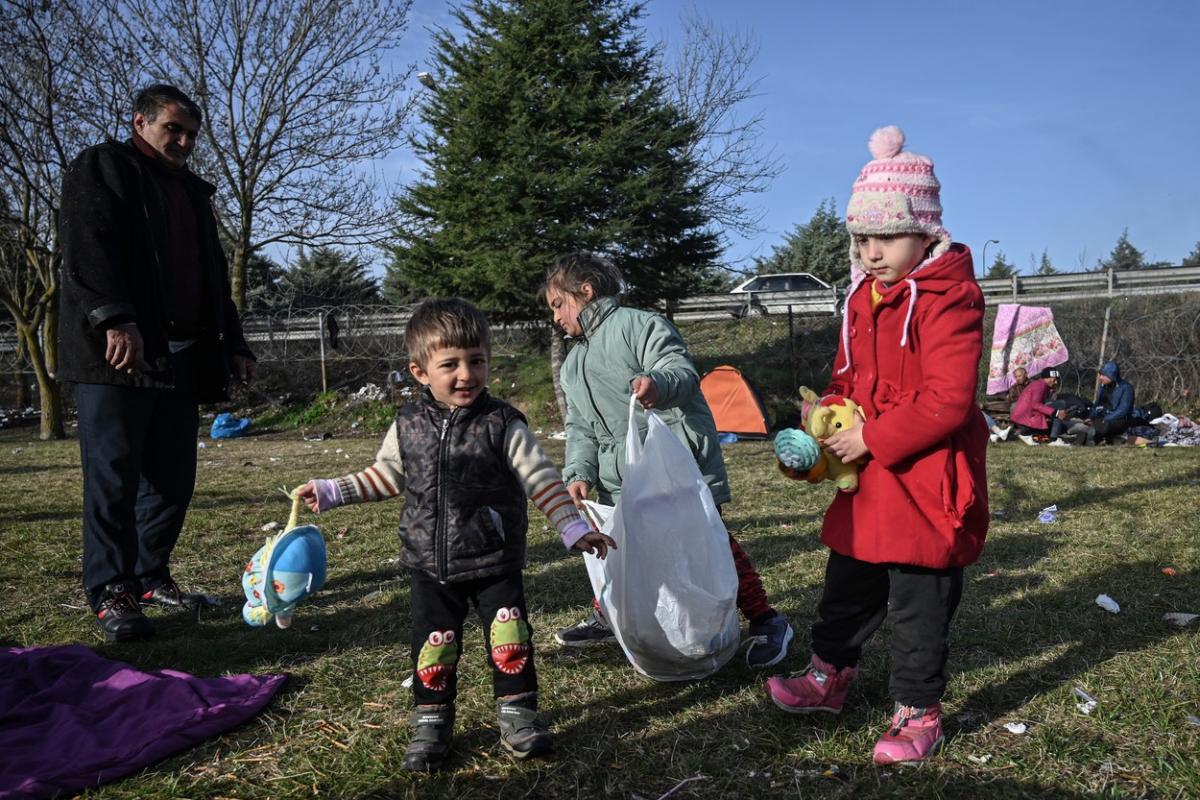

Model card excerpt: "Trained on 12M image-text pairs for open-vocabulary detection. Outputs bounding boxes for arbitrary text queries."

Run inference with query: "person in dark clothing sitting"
[1086,361,1135,444]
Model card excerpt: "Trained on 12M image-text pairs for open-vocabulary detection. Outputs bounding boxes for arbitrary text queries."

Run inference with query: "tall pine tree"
[390,0,720,322]
[1184,241,1200,267]
[1096,229,1147,271]
[985,251,1017,279]
[752,198,850,285]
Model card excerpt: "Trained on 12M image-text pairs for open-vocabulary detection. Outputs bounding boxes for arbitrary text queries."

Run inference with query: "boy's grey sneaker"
[554,608,616,647]
[497,698,554,760]
[402,705,455,772]
[745,612,793,668]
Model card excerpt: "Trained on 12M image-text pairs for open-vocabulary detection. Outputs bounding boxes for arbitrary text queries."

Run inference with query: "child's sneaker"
[744,612,793,668]
[1017,434,1038,446]
[873,703,944,765]
[402,705,455,772]
[554,608,616,647]
[497,697,554,760]
[764,655,857,714]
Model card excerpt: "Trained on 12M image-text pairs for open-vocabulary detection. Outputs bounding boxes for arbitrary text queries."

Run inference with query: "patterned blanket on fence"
[986,304,1070,395]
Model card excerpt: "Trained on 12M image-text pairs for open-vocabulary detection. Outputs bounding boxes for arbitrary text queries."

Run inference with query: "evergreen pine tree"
[279,248,379,309]
[1181,241,1200,267]
[391,0,720,321]
[1036,249,1057,275]
[752,198,850,285]
[1096,229,1147,271]
[985,251,1017,279]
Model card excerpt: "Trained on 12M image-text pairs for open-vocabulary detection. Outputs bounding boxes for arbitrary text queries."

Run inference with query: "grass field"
[2,426,1198,799]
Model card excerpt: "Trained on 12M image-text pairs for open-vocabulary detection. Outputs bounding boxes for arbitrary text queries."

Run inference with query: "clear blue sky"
[396,0,1200,276]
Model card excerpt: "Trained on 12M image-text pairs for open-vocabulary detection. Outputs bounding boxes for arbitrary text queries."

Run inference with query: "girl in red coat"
[766,126,989,766]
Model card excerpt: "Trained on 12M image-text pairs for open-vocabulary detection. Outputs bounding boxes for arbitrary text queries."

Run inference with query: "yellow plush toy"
[775,386,864,492]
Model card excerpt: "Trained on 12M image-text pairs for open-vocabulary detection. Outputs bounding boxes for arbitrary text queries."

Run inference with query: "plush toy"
[774,386,865,492]
[242,490,327,629]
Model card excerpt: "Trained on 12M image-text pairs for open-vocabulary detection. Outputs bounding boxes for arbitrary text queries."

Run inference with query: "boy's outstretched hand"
[297,479,343,513]
[574,531,618,559]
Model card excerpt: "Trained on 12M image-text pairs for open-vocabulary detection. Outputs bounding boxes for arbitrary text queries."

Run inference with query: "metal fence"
[3,291,1199,417]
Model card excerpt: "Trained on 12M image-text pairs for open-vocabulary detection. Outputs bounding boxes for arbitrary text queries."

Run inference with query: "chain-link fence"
[3,295,1198,418]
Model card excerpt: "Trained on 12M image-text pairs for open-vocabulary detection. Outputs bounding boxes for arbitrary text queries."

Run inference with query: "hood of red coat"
[872,243,975,302]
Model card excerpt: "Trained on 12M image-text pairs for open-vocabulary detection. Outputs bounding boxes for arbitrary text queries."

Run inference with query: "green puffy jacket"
[560,296,730,506]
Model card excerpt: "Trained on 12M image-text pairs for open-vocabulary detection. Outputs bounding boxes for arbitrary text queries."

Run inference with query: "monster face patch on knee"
[490,606,531,675]
[416,629,459,691]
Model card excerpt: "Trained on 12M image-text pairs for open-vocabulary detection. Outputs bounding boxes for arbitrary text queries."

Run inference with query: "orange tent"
[700,365,771,438]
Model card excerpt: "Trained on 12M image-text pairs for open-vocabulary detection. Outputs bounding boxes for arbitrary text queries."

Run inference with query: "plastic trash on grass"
[1037,504,1058,524]
[1074,687,1098,715]
[1095,594,1121,614]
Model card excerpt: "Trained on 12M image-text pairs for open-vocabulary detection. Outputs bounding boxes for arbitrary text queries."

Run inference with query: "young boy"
[299,298,615,772]
[766,126,989,765]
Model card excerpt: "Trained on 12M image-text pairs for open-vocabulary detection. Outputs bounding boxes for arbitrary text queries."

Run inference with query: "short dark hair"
[541,251,624,302]
[134,84,203,125]
[405,298,491,367]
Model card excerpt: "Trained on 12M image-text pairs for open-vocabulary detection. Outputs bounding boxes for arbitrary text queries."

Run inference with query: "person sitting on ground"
[1010,369,1068,445]
[1005,367,1030,407]
[1086,360,1135,445]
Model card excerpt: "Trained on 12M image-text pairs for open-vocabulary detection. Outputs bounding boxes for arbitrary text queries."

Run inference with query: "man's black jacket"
[57,139,252,402]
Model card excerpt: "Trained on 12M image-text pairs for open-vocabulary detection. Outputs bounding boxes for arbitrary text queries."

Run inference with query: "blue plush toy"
[774,427,822,471]
[242,491,327,628]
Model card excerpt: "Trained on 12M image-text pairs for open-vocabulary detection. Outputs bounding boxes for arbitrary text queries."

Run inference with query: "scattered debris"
[1095,594,1121,614]
[1163,612,1199,627]
[548,431,567,440]
[1186,715,1200,727]
[196,442,206,449]
[335,448,344,454]
[401,673,414,689]
[335,527,349,540]
[1037,504,1058,524]
[350,421,360,429]
[350,383,387,403]
[1074,687,1098,715]
[1003,722,1028,735]
[261,521,280,532]
[303,432,333,441]
[967,754,992,765]
[1161,567,1177,577]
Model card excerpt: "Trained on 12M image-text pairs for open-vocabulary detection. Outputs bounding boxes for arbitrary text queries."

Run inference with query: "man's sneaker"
[554,609,616,647]
[989,433,999,444]
[765,654,857,714]
[873,703,944,765]
[141,577,209,610]
[497,697,554,760]
[744,612,793,668]
[1048,439,1071,447]
[96,582,155,642]
[1017,434,1038,446]
[402,705,455,772]
[996,426,1012,441]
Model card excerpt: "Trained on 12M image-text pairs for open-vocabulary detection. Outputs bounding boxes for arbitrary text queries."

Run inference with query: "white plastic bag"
[582,397,740,681]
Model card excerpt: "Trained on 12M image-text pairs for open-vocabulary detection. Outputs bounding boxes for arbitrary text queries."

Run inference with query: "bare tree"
[105,0,418,309]
[0,0,133,438]
[663,10,782,254]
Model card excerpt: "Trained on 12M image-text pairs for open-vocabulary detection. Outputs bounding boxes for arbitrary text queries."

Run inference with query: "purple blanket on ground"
[0,645,287,799]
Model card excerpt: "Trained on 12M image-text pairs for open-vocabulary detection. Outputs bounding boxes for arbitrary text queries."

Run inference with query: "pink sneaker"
[764,655,857,714]
[873,703,944,765]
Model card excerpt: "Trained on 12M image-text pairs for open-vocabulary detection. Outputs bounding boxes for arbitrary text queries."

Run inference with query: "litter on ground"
[1074,687,1098,715]
[1095,594,1121,614]
[261,521,280,532]
[1163,612,1199,627]
[1037,504,1058,523]
[1003,722,1028,735]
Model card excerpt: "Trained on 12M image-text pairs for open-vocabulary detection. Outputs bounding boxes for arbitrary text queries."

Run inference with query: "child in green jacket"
[542,252,791,668]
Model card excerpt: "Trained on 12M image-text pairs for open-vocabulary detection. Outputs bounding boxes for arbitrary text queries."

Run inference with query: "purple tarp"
[0,645,287,799]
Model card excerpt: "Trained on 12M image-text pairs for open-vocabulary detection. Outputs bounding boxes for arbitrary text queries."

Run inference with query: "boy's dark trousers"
[409,570,538,706]
[76,346,200,610]
[812,550,963,708]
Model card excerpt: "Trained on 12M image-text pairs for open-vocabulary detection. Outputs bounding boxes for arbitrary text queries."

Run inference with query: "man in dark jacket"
[57,84,255,641]
[1088,360,1135,444]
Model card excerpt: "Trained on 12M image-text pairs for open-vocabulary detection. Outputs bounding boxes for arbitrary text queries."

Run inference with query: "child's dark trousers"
[409,570,537,706]
[812,550,963,708]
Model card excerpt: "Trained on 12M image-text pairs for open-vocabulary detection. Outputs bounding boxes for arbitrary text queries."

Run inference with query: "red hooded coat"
[822,244,989,568]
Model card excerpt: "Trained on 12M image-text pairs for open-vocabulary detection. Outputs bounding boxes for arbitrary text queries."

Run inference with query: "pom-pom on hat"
[845,125,951,269]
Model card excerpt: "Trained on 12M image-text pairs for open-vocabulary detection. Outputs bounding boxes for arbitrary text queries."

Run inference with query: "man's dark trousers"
[76,346,199,610]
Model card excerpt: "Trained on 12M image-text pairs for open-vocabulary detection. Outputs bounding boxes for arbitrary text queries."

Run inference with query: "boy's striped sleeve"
[333,422,407,503]
[506,422,590,550]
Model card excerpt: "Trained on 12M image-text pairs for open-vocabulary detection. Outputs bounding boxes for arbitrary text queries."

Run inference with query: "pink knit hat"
[845,125,951,270]
[835,127,953,374]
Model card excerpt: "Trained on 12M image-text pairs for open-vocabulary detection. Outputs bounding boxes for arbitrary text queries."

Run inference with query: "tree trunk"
[549,326,568,426]
[17,322,64,439]
[13,335,29,409]
[231,240,247,312]
[42,293,59,375]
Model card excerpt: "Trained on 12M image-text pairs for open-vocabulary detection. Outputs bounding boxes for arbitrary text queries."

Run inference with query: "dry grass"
[2,426,1198,799]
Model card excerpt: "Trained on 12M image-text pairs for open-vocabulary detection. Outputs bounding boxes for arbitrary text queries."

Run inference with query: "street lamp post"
[981,239,1000,276]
